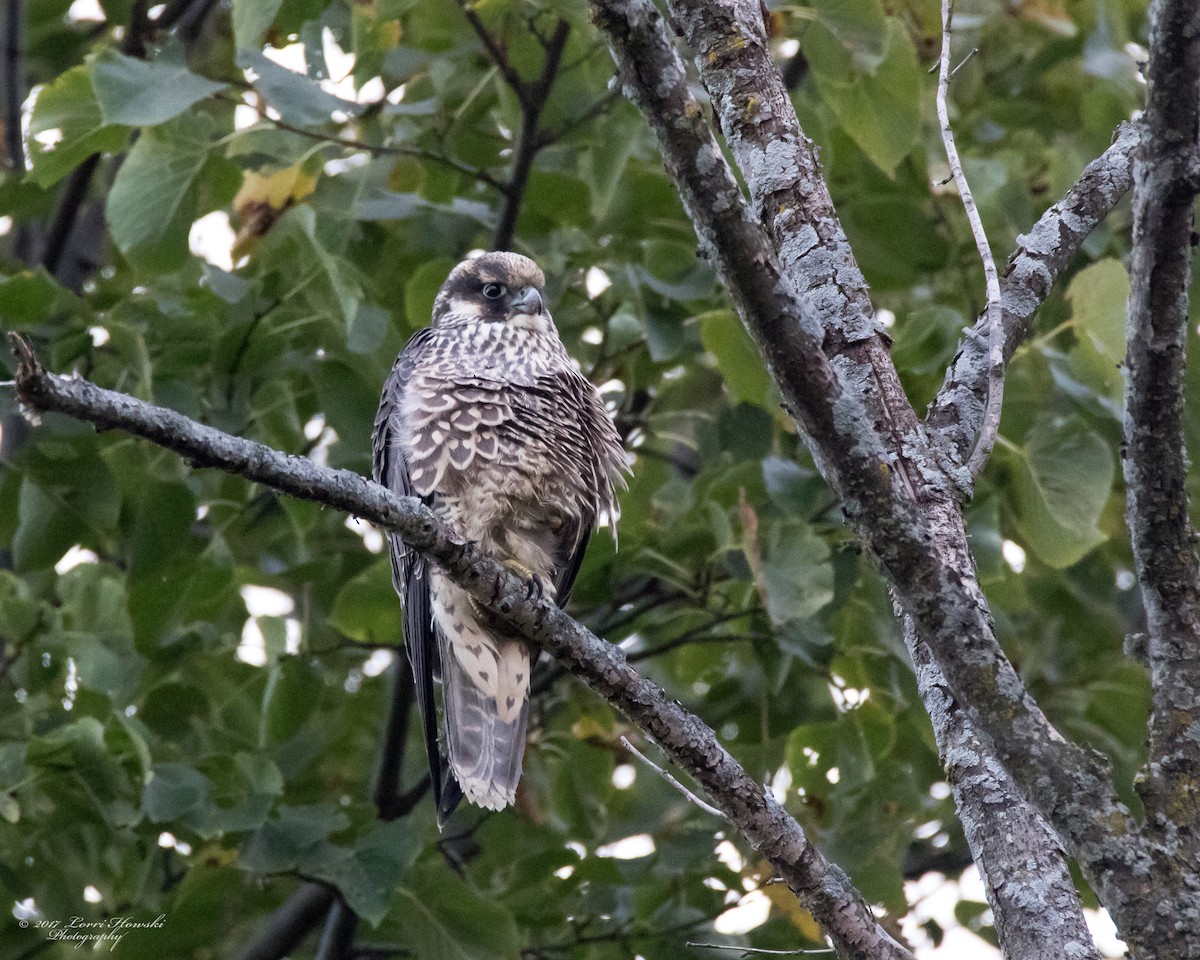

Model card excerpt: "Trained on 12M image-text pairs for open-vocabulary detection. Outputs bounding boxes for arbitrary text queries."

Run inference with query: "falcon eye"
[482,283,506,300]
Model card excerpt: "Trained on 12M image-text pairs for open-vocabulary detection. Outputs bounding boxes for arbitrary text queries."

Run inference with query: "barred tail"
[440,635,529,811]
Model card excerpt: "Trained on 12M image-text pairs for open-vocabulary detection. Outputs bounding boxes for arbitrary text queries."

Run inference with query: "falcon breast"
[372,252,627,819]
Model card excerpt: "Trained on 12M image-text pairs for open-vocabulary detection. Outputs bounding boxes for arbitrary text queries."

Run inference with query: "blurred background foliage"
[0,0,1168,956]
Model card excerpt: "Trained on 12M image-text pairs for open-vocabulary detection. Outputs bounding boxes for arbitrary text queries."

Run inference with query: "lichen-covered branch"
[658,0,920,492]
[927,122,1140,462]
[1123,0,1200,858]
[904,622,1101,960]
[589,0,1182,953]
[647,4,1096,946]
[934,0,1003,480]
[8,337,914,960]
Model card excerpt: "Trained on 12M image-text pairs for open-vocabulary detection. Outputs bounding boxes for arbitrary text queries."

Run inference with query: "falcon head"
[432,252,551,332]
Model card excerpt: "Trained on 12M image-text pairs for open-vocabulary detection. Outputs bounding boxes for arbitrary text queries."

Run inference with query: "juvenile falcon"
[372,252,627,819]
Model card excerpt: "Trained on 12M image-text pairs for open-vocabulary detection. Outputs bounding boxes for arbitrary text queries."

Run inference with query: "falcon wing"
[371,327,447,812]
[554,518,592,607]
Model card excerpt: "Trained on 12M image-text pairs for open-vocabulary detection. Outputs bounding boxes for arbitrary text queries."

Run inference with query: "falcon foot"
[467,559,549,624]
[502,559,549,601]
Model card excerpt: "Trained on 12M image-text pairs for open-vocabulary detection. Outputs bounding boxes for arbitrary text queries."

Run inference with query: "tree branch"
[492,19,569,250]
[372,658,431,820]
[904,622,1101,960]
[934,0,1003,480]
[926,122,1140,462]
[7,337,915,960]
[232,882,337,960]
[1123,0,1200,854]
[3,0,22,176]
[588,0,1165,950]
[315,899,359,960]
[456,1,531,106]
[220,93,508,193]
[658,0,909,472]
[39,153,101,279]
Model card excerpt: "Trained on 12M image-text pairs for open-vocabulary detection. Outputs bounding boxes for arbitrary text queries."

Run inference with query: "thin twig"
[685,944,833,956]
[492,19,570,249]
[457,1,530,104]
[220,94,507,193]
[540,88,621,146]
[627,608,758,662]
[935,0,1002,480]
[619,736,727,819]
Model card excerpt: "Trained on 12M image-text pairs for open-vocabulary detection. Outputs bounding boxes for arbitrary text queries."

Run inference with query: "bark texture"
[652,4,1132,954]
[590,2,1194,956]
[905,622,1101,960]
[929,121,1141,463]
[1123,0,1200,924]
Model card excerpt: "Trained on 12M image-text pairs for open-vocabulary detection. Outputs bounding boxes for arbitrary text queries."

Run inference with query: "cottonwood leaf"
[808,19,920,176]
[1008,415,1113,568]
[27,64,128,187]
[700,311,771,406]
[762,518,834,625]
[91,48,226,127]
[1065,258,1129,401]
[232,0,285,49]
[107,118,211,259]
[394,866,521,959]
[238,48,363,129]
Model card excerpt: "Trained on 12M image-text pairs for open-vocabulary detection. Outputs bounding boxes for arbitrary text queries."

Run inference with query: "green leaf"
[28,64,128,187]
[808,19,920,176]
[91,48,226,127]
[805,0,889,71]
[699,311,771,405]
[27,717,109,772]
[395,865,521,959]
[1065,258,1129,401]
[1066,259,1128,363]
[240,804,351,872]
[237,48,363,129]
[11,464,120,572]
[1007,416,1114,568]
[329,560,402,645]
[232,0,285,50]
[107,116,211,260]
[762,518,834,624]
[405,257,457,327]
[142,763,212,822]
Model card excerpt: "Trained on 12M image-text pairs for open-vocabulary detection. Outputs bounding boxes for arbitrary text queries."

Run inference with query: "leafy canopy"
[0,0,1159,957]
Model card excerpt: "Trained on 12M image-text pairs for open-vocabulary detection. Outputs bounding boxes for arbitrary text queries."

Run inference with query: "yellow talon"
[502,559,536,580]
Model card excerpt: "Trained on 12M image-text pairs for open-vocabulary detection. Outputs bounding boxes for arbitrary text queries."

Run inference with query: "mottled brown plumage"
[372,252,626,818]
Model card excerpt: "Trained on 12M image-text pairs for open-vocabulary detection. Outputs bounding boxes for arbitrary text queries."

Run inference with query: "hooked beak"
[509,286,544,315]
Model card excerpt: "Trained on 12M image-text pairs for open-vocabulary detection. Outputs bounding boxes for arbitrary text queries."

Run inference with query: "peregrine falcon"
[372,252,627,819]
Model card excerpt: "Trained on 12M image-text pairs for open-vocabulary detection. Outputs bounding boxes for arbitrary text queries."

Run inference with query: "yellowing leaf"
[235,165,319,210]
[232,165,319,256]
[759,867,823,940]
